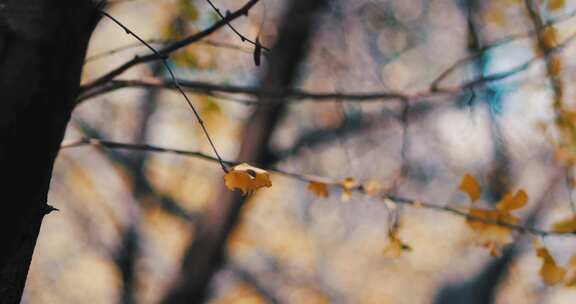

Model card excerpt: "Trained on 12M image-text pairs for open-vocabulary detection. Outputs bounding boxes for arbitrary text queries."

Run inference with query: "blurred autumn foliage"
[19,0,576,303]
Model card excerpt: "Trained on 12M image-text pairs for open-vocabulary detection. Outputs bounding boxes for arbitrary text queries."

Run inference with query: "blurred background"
[21,0,576,303]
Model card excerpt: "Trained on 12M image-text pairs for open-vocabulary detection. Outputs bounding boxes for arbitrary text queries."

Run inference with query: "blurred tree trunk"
[0,1,98,302]
[161,0,328,302]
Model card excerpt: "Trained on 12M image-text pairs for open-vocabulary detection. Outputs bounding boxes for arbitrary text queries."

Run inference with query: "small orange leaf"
[224,163,272,195]
[363,180,382,196]
[542,27,559,49]
[307,181,329,198]
[552,216,576,233]
[496,190,528,211]
[467,208,518,255]
[340,177,358,201]
[459,174,481,202]
[383,233,411,259]
[537,246,566,285]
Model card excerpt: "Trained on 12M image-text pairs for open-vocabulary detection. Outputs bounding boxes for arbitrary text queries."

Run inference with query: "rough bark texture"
[0,1,98,302]
[161,0,328,302]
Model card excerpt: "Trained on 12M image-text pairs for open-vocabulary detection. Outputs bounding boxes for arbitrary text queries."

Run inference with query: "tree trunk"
[0,1,99,302]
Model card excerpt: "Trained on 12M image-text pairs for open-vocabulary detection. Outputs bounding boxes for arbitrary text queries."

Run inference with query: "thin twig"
[99,10,228,172]
[81,0,262,93]
[204,0,270,51]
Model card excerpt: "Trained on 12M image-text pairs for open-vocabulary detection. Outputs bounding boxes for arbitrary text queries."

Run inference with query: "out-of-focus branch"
[430,7,576,89]
[75,60,534,104]
[78,25,576,105]
[79,7,576,105]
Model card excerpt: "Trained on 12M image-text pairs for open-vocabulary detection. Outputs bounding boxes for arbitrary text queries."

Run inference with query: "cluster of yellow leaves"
[459,174,528,256]
[306,178,383,201]
[383,230,411,259]
[224,163,272,195]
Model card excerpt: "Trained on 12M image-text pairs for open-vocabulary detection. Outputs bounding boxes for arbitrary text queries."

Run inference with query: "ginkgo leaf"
[537,246,566,285]
[340,177,358,201]
[542,27,559,49]
[496,190,528,211]
[224,163,272,195]
[383,233,411,259]
[467,208,516,230]
[467,208,518,256]
[552,216,576,233]
[459,174,481,202]
[566,274,576,287]
[363,180,382,196]
[307,181,329,198]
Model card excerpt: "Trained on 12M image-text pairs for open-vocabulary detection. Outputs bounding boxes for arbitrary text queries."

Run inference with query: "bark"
[0,1,99,302]
[161,0,328,302]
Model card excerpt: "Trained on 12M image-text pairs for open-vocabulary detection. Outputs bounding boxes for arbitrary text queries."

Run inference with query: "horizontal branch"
[60,138,574,237]
[76,56,537,104]
[79,6,576,104]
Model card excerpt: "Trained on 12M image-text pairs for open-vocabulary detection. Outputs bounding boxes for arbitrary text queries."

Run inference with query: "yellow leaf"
[542,27,559,49]
[363,180,382,196]
[340,177,358,201]
[496,190,528,211]
[307,181,329,198]
[552,216,576,233]
[548,0,565,11]
[459,174,481,202]
[537,246,566,285]
[224,163,272,195]
[566,274,576,287]
[467,208,517,255]
[383,233,411,259]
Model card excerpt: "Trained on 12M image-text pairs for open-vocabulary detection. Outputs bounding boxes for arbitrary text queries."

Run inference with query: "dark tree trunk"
[0,1,99,302]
